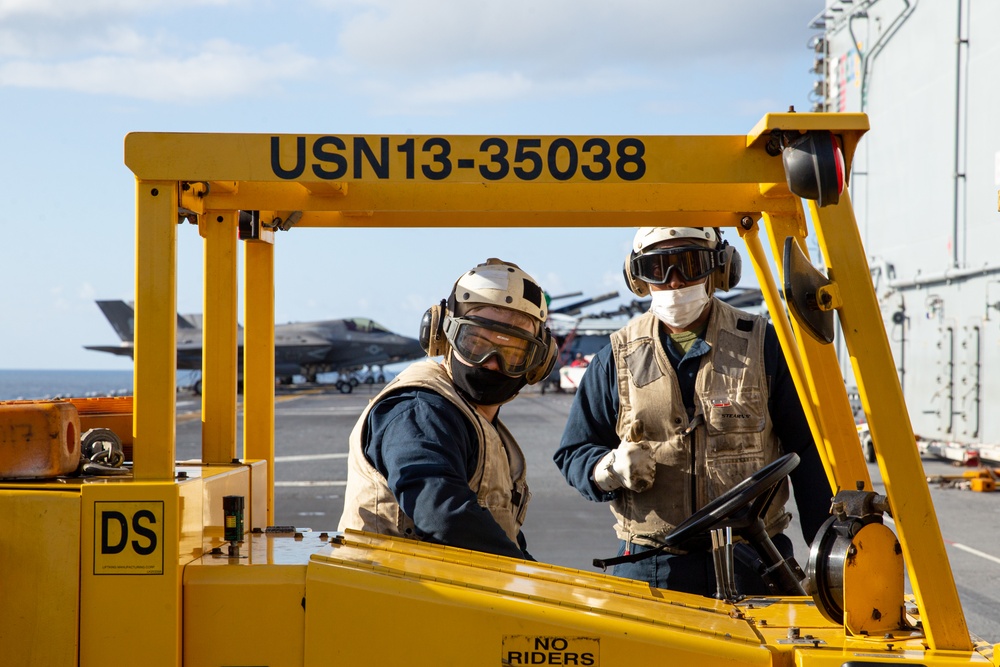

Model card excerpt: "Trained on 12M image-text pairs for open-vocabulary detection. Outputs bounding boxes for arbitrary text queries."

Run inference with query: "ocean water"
[0,368,394,401]
[0,369,134,401]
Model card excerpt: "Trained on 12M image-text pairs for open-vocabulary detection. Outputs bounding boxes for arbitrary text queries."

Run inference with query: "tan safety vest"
[338,361,530,544]
[609,301,791,549]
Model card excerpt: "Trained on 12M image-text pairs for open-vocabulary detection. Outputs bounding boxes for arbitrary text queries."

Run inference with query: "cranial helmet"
[419,258,557,384]
[623,226,742,297]
[632,226,719,253]
[450,258,548,321]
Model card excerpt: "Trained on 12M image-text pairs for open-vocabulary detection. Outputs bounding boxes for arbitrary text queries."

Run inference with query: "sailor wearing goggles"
[444,315,549,379]
[554,227,831,596]
[340,259,555,560]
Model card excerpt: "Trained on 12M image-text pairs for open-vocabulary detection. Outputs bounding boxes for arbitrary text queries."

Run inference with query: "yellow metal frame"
[120,113,976,657]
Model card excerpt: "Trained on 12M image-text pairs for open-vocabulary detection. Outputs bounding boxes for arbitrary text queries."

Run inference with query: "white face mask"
[649,282,710,329]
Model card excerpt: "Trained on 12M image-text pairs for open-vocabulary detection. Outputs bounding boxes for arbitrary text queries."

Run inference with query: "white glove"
[593,439,656,493]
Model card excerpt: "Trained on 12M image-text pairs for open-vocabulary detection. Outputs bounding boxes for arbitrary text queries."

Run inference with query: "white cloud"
[0,0,822,110]
[0,0,230,20]
[392,71,534,107]
[0,24,149,59]
[364,66,655,115]
[326,0,822,114]
[335,0,822,72]
[0,0,325,101]
[0,43,317,101]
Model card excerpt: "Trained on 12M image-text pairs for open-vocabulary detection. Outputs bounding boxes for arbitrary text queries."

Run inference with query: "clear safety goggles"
[630,246,720,285]
[443,316,546,377]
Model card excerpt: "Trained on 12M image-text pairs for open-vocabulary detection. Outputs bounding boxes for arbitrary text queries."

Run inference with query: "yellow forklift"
[3,113,995,666]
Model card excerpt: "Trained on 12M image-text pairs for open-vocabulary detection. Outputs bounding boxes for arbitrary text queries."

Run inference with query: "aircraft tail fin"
[95,300,135,343]
[178,313,202,329]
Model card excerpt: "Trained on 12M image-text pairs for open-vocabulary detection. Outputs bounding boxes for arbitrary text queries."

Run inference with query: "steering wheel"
[590,452,806,595]
[662,452,800,548]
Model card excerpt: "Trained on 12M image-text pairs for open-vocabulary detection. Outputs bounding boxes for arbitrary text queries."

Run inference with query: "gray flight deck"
[175,383,1000,641]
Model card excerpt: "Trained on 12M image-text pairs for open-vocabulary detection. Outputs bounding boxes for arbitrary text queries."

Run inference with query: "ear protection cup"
[714,240,742,293]
[623,253,650,297]
[418,300,448,357]
[525,327,558,385]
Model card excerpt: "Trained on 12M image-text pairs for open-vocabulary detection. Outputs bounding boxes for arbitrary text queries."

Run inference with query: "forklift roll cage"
[104,112,979,662]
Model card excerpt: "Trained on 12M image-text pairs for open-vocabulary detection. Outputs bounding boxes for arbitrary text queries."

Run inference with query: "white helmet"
[632,227,719,254]
[450,258,547,324]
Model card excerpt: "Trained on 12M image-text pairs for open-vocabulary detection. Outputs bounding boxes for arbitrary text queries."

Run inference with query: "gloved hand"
[593,439,656,493]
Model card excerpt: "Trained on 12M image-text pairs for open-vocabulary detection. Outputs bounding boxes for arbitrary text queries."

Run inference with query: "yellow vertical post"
[810,192,971,651]
[244,236,276,525]
[759,212,871,494]
[739,221,837,493]
[134,180,177,480]
[200,211,239,463]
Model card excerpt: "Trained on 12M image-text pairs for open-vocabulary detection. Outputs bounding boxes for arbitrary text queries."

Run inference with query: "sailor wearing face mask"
[553,227,830,595]
[339,259,556,559]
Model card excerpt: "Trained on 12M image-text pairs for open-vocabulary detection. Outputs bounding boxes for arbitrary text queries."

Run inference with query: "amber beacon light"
[775,130,846,207]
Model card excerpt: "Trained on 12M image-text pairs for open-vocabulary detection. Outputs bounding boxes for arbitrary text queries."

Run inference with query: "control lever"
[711,527,738,601]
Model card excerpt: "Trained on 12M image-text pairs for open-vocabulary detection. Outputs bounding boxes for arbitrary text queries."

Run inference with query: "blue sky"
[0,0,825,370]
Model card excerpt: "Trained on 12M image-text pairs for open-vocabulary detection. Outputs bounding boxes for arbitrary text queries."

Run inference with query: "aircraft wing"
[83,344,135,358]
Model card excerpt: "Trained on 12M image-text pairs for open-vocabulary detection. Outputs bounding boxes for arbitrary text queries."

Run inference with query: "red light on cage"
[780,131,845,207]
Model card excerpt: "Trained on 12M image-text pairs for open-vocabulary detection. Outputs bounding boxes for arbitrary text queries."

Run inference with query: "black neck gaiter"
[449,356,527,407]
